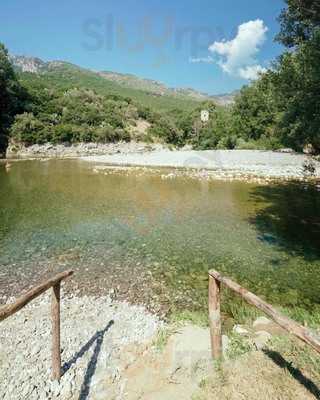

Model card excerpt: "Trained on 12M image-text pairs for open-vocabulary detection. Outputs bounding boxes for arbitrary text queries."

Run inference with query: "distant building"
[201,110,209,122]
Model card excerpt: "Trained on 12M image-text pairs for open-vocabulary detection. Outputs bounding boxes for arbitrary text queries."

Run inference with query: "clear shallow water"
[0,160,319,316]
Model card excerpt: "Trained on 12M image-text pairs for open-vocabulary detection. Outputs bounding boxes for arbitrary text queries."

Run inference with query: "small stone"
[39,390,49,400]
[254,331,272,350]
[50,380,60,396]
[60,380,72,399]
[233,325,249,335]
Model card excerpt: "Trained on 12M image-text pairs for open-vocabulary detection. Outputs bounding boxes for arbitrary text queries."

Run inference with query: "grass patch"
[226,332,254,360]
[268,334,320,383]
[152,326,175,352]
[225,301,261,326]
[169,309,209,328]
[281,306,320,329]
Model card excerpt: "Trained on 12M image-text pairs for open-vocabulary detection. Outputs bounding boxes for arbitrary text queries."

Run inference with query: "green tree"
[272,0,320,151]
[277,0,320,47]
[10,113,48,145]
[0,43,27,154]
[272,31,320,151]
[148,115,184,145]
[230,0,320,153]
[231,74,279,142]
[190,104,231,149]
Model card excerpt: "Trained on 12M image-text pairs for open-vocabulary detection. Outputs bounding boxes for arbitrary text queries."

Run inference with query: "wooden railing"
[0,270,74,380]
[208,269,320,359]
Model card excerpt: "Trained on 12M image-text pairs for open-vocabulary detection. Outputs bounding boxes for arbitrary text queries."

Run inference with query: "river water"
[0,160,319,319]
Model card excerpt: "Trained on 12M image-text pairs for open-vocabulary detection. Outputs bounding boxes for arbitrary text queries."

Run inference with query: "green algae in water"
[0,160,319,322]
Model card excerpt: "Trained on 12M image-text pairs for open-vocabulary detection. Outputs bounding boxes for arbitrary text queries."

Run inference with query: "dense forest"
[0,0,319,156]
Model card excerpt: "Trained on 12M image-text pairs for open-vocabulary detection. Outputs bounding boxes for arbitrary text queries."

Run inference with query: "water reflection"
[249,182,320,260]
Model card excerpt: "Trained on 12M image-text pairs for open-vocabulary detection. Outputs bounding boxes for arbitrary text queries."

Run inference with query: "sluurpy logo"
[81,13,235,66]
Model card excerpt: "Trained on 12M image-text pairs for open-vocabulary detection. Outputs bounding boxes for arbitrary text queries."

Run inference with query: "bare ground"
[115,325,320,400]
[195,350,320,400]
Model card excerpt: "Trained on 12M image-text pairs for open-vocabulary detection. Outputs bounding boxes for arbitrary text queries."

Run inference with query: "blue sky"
[1,0,284,94]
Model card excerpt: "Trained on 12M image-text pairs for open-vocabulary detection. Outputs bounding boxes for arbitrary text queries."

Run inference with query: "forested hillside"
[12,55,235,106]
[1,50,233,151]
[0,0,319,156]
[16,61,200,113]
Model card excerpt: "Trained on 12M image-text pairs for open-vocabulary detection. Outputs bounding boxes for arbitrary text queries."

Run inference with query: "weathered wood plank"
[208,274,222,359]
[51,283,61,381]
[209,269,320,354]
[0,270,73,322]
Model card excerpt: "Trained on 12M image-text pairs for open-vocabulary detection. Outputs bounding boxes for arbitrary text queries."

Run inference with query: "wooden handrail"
[208,269,320,359]
[0,270,74,380]
[0,270,73,321]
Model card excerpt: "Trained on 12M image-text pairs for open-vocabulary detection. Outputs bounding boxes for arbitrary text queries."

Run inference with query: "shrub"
[148,116,183,145]
[92,125,130,143]
[10,112,47,145]
[93,125,118,143]
[216,135,238,150]
[51,124,76,143]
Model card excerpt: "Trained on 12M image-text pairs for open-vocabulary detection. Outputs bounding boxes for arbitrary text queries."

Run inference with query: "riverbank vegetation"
[0,0,319,156]
[0,44,28,155]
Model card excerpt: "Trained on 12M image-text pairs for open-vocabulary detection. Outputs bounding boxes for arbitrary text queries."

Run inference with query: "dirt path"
[115,324,320,400]
[120,325,212,400]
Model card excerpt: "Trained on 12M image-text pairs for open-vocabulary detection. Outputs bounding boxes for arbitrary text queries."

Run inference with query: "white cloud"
[238,65,267,80]
[209,19,268,80]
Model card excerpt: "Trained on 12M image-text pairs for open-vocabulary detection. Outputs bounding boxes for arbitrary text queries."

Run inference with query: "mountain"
[98,71,210,101]
[10,55,46,73]
[210,91,239,106]
[10,55,84,74]
[99,71,236,105]
[10,55,235,107]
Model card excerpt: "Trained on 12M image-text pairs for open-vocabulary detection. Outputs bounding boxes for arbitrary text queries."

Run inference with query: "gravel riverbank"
[83,149,320,181]
[0,290,161,400]
[6,142,320,181]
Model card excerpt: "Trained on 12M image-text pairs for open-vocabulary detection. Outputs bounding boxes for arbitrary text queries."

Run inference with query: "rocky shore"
[85,149,320,182]
[0,290,161,400]
[6,142,167,159]
[5,142,320,182]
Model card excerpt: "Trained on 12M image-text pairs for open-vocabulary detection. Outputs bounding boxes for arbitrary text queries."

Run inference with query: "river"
[0,160,319,320]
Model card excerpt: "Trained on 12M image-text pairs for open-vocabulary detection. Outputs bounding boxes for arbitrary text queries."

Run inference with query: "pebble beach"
[0,290,161,400]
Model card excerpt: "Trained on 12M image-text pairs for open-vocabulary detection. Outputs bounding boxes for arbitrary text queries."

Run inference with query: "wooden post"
[208,274,222,359]
[0,270,73,382]
[209,269,320,355]
[51,282,61,381]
